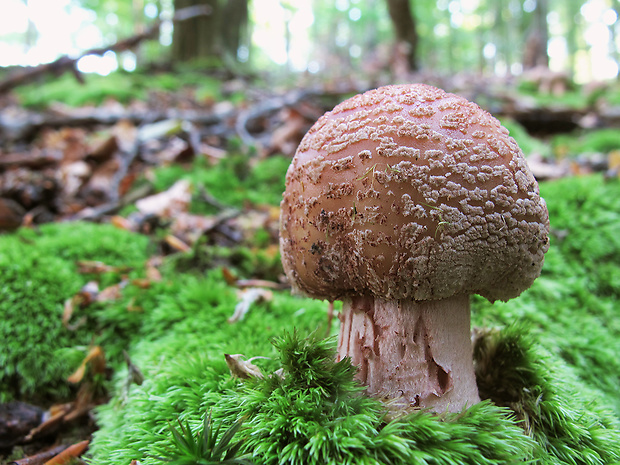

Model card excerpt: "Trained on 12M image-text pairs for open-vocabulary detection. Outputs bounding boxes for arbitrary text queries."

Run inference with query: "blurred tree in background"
[0,0,618,83]
[171,0,249,65]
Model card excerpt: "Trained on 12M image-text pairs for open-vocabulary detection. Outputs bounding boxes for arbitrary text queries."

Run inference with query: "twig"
[9,445,69,465]
[42,440,89,465]
[235,279,289,290]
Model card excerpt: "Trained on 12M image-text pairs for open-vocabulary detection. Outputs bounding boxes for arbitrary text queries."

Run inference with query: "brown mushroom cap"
[280,84,549,303]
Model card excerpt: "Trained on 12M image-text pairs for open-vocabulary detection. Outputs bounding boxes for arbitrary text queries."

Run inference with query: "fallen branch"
[42,440,89,465]
[9,445,69,465]
[0,106,235,142]
[0,5,211,95]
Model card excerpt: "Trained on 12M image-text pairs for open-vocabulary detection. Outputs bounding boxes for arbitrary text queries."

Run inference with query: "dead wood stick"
[0,5,211,95]
[9,445,69,465]
[42,440,89,465]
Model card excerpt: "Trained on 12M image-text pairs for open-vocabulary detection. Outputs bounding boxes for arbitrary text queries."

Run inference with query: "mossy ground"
[2,170,620,464]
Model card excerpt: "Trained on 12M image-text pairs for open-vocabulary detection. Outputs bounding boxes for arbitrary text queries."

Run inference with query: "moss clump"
[152,154,291,213]
[0,222,151,402]
[217,332,534,465]
[89,287,330,465]
[552,128,620,158]
[475,326,620,464]
[92,329,620,465]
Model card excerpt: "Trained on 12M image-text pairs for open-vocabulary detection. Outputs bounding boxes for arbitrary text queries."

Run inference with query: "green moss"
[88,174,620,464]
[0,242,84,401]
[14,69,240,109]
[475,326,620,464]
[516,79,586,110]
[0,222,151,401]
[552,128,620,157]
[152,154,290,212]
[217,333,534,465]
[16,72,145,108]
[89,286,330,465]
[92,329,620,465]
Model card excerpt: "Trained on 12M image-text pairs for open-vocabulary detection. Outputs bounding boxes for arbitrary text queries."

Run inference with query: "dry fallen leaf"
[165,234,192,252]
[76,260,132,274]
[96,281,127,302]
[135,179,192,218]
[111,214,135,231]
[67,345,106,384]
[62,281,99,328]
[224,354,266,379]
[221,267,238,286]
[145,256,163,282]
[228,288,273,323]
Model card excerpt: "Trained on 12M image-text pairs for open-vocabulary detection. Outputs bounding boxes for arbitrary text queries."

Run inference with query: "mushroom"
[279,84,550,412]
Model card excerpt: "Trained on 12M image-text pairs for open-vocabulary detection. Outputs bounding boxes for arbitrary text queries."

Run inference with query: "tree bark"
[522,0,549,70]
[385,0,419,72]
[172,0,248,64]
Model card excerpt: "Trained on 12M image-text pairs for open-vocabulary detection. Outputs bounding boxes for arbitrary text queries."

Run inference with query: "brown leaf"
[110,215,135,231]
[96,281,127,302]
[135,179,192,218]
[76,260,132,274]
[24,404,72,441]
[165,234,191,252]
[228,288,273,323]
[221,267,238,286]
[62,281,98,328]
[0,197,25,232]
[67,346,106,384]
[145,256,163,282]
[225,354,265,379]
[10,444,68,465]
[88,134,118,162]
[131,278,151,289]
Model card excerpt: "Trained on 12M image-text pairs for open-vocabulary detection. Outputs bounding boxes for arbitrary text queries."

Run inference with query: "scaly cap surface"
[280,84,549,302]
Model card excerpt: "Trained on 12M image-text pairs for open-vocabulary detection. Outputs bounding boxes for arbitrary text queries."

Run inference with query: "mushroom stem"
[336,294,480,412]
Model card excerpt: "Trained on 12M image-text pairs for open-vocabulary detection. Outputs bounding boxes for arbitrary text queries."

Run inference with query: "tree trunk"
[172,0,248,64]
[385,0,419,72]
[522,0,549,69]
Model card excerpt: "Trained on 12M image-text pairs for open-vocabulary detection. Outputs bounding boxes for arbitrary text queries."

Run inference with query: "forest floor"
[2,67,620,465]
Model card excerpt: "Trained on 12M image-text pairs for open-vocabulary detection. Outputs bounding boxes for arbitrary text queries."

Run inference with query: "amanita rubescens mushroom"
[279,84,550,412]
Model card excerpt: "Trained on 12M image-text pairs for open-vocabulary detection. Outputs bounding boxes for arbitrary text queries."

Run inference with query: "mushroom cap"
[280,84,549,303]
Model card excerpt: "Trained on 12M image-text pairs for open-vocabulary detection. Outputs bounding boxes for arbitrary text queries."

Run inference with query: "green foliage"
[475,326,620,464]
[89,278,329,465]
[0,222,151,401]
[552,128,620,157]
[0,239,83,401]
[152,154,290,212]
[217,332,533,465]
[14,70,239,108]
[17,72,145,108]
[515,79,586,110]
[156,412,252,465]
